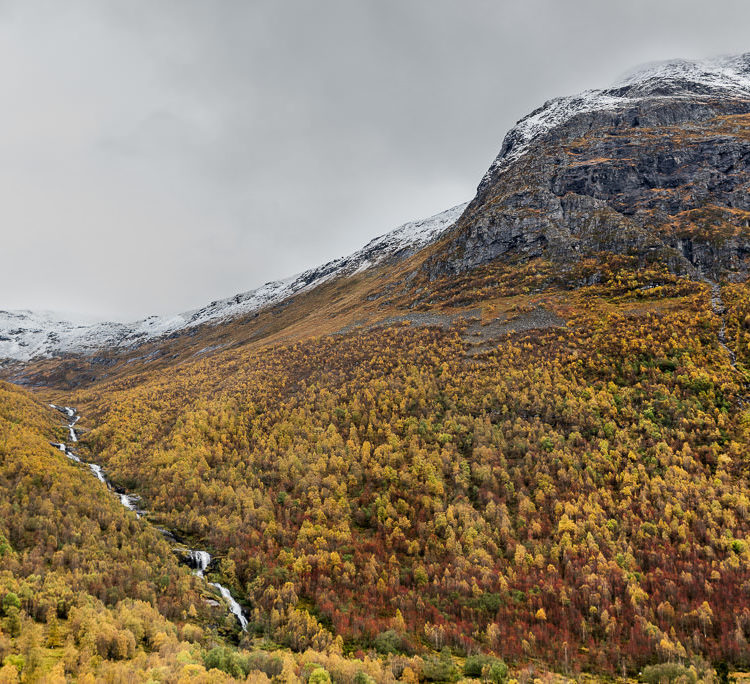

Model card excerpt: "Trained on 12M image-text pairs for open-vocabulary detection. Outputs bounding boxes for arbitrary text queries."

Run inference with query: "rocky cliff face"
[429,53,750,282]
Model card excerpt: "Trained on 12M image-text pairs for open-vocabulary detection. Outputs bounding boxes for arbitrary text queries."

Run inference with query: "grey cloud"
[1,0,749,318]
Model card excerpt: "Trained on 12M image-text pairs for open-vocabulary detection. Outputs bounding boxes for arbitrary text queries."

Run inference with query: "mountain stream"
[49,405,248,631]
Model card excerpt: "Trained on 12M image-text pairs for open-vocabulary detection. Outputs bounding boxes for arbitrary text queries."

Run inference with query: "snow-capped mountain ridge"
[0,202,467,361]
[612,53,750,95]
[480,52,750,187]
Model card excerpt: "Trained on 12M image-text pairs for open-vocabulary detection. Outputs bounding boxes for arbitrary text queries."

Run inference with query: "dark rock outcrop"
[428,54,750,282]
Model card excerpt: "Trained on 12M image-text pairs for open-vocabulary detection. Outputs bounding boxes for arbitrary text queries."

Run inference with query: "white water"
[50,404,76,419]
[88,463,106,484]
[119,493,141,518]
[188,550,248,630]
[210,582,249,630]
[50,404,248,630]
[189,550,212,577]
[51,442,82,463]
[51,404,78,444]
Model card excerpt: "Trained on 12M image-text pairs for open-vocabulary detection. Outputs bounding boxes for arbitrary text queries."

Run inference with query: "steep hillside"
[2,383,469,683]
[3,53,750,680]
[0,381,235,681]
[61,267,749,675]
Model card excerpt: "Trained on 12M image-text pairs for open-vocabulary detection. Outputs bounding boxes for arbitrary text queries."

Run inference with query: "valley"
[48,404,249,633]
[1,53,750,682]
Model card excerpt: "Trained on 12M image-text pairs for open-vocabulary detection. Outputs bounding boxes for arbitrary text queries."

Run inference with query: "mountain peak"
[481,52,750,186]
[612,52,750,96]
[428,52,750,284]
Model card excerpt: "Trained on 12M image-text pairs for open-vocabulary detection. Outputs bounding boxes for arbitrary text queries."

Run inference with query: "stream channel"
[49,404,248,631]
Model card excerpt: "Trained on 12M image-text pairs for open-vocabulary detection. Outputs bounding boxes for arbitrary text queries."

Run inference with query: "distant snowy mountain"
[481,53,750,185]
[0,203,467,361]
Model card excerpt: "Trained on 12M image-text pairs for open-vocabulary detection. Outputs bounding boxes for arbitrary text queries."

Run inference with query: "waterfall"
[51,442,81,463]
[88,463,106,484]
[189,550,212,577]
[189,551,248,629]
[49,404,75,419]
[69,414,79,442]
[51,404,79,444]
[119,493,136,510]
[210,582,249,630]
[119,493,142,518]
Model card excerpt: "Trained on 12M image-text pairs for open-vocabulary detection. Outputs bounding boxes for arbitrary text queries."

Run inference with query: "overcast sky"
[1,0,749,320]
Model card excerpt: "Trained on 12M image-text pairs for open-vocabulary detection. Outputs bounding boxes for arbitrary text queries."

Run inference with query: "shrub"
[464,655,508,683]
[486,659,509,683]
[465,655,491,678]
[203,646,247,679]
[421,650,459,682]
[246,652,284,678]
[374,629,408,655]
[641,662,696,684]
[308,667,332,684]
[1,593,20,614]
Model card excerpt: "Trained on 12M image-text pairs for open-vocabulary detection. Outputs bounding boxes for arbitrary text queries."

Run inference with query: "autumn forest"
[2,254,749,682]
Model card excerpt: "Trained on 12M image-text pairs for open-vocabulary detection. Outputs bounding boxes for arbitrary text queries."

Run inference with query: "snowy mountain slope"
[428,51,750,283]
[0,202,467,361]
[480,53,750,186]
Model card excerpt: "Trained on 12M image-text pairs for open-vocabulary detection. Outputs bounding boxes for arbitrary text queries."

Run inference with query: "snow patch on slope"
[481,52,750,184]
[614,53,750,95]
[0,203,467,361]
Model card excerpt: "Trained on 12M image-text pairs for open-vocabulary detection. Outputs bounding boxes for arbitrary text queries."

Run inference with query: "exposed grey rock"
[428,54,750,283]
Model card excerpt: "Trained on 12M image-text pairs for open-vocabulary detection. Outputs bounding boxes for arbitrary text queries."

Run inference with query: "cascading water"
[210,582,249,630]
[88,463,106,483]
[186,550,248,630]
[188,550,212,577]
[52,442,81,462]
[50,404,248,630]
[119,493,140,517]
[51,405,78,446]
[48,405,75,419]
